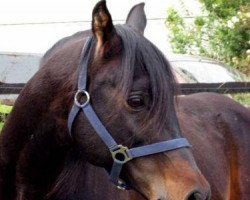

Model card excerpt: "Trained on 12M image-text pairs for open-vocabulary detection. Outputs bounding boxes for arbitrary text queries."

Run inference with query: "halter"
[68,37,191,190]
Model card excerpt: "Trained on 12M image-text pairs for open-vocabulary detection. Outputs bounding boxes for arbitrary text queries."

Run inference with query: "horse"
[0,1,249,200]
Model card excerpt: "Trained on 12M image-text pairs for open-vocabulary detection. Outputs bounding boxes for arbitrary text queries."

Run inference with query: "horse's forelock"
[115,25,178,135]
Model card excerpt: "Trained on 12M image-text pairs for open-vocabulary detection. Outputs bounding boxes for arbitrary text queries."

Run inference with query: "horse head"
[0,1,211,200]
[69,1,211,199]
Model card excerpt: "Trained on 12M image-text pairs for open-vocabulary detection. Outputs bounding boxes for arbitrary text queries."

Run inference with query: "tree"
[165,0,250,75]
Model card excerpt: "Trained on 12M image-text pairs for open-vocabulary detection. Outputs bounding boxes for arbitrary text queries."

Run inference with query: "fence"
[1,82,250,95]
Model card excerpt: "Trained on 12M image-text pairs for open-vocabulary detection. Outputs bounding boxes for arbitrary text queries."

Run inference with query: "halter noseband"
[68,37,191,190]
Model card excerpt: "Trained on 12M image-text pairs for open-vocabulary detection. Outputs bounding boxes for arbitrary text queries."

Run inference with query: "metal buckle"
[74,90,90,108]
[116,179,129,190]
[110,145,132,164]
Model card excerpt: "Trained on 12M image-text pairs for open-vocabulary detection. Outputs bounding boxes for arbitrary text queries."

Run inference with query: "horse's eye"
[127,95,145,109]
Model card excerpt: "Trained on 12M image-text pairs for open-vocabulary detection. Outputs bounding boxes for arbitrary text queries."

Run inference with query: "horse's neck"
[80,162,130,200]
[46,155,130,200]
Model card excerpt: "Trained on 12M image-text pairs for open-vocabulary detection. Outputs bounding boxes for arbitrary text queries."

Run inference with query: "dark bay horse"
[0,1,249,200]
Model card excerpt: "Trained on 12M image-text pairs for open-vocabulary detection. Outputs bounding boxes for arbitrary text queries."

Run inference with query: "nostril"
[187,191,210,200]
[187,192,204,200]
[157,197,166,200]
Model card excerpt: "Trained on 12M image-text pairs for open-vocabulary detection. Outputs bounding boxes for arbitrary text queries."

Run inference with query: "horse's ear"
[126,3,147,34]
[92,0,115,50]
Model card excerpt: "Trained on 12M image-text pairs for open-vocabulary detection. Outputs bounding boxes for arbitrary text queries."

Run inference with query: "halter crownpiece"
[68,37,191,190]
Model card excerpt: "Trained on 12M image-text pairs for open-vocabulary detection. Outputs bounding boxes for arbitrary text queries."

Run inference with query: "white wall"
[0,0,201,54]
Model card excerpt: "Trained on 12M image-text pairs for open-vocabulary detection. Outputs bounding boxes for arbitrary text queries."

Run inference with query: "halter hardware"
[116,179,129,190]
[74,90,90,108]
[110,145,132,164]
[68,37,191,190]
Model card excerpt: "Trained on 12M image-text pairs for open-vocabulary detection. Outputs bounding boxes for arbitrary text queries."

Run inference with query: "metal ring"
[74,90,90,108]
[116,179,128,190]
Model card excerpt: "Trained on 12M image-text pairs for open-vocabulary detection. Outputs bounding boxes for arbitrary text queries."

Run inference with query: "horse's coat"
[0,1,249,200]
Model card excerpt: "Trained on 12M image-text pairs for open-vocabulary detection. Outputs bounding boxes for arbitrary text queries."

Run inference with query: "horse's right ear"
[126,3,147,34]
[92,0,115,51]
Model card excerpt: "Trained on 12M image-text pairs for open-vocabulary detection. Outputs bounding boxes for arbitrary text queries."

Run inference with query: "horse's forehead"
[89,61,118,87]
[132,75,150,91]
[99,62,148,84]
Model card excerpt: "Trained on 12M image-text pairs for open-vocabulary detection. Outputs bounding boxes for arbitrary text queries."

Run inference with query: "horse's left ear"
[92,0,115,50]
[126,3,147,34]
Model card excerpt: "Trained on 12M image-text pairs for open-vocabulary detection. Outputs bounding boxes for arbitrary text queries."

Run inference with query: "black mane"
[115,25,178,134]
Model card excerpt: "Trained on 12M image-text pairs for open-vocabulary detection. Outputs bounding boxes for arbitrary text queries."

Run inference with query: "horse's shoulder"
[178,92,249,115]
[178,92,250,143]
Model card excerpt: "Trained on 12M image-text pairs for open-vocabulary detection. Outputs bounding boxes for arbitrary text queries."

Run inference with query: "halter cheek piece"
[68,37,191,190]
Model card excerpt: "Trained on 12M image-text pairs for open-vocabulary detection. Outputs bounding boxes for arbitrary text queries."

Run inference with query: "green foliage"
[200,0,248,19]
[0,104,12,131]
[0,104,12,114]
[231,93,250,107]
[166,1,250,75]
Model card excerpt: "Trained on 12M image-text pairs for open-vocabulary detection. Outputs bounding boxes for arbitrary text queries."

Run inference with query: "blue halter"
[68,37,191,190]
